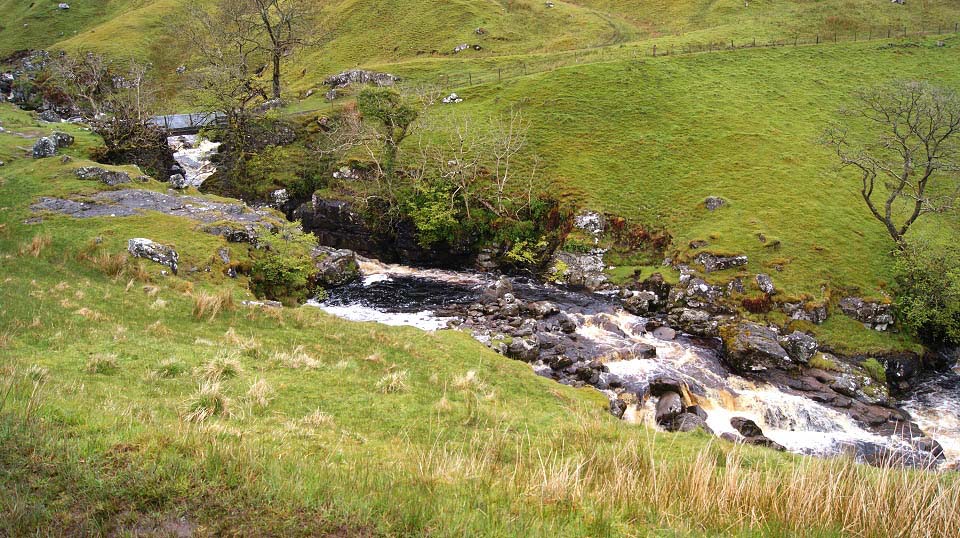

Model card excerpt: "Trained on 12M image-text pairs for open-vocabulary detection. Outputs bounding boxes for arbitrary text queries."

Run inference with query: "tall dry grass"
[407,419,960,537]
[192,289,235,321]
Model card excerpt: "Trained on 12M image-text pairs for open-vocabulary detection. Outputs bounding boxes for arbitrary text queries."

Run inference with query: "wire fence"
[427,22,960,92]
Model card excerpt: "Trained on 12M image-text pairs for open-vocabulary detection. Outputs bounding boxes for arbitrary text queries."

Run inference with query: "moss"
[860,358,887,384]
[809,353,842,372]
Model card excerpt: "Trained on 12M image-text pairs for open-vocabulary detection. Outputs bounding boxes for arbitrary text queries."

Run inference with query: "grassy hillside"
[2,104,959,537]
[440,37,960,302]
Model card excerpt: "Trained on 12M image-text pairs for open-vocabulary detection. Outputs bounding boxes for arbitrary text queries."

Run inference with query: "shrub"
[893,242,960,347]
[249,224,319,306]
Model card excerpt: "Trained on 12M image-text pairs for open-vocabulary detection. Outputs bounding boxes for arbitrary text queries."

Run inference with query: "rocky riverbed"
[314,257,957,469]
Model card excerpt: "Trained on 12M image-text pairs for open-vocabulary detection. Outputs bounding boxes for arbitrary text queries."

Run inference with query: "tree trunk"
[272,54,282,100]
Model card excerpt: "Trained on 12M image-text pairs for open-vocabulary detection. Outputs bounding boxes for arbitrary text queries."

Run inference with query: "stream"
[311,258,960,467]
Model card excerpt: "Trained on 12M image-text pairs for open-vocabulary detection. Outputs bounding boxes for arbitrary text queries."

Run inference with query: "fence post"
[469,73,472,85]
[753,37,756,47]
[498,68,501,82]
[816,34,820,44]
[653,44,657,57]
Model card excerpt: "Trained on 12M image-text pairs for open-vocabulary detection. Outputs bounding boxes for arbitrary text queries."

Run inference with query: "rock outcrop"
[128,238,179,274]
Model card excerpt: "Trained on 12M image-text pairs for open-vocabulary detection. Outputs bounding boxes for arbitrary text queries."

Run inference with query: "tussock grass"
[246,378,275,409]
[84,354,118,375]
[376,370,409,394]
[84,250,128,278]
[74,307,107,321]
[182,382,233,423]
[145,320,173,336]
[272,345,320,369]
[224,328,261,357]
[300,409,335,429]
[18,234,51,258]
[191,289,235,321]
[198,352,244,382]
[149,358,187,380]
[25,365,49,383]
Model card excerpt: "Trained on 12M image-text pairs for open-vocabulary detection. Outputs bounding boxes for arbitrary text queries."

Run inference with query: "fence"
[424,22,960,92]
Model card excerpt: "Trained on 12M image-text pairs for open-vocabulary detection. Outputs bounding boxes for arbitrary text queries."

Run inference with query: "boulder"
[38,109,61,123]
[324,70,399,88]
[704,196,726,211]
[668,308,720,337]
[558,313,578,334]
[779,331,818,364]
[623,291,660,315]
[609,398,627,419]
[839,297,894,331]
[169,174,189,189]
[652,326,677,340]
[695,252,748,273]
[128,238,179,275]
[721,321,792,372]
[524,301,560,319]
[51,131,74,148]
[481,276,513,302]
[655,392,684,424]
[662,413,713,433]
[311,247,360,288]
[32,137,57,159]
[756,273,777,295]
[639,272,671,301]
[730,417,764,437]
[75,167,131,187]
[507,338,540,362]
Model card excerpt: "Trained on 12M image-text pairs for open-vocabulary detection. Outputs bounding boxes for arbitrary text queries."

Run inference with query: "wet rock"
[623,291,660,315]
[779,331,818,364]
[672,277,726,312]
[32,137,57,158]
[721,321,792,372]
[655,392,684,424]
[38,109,61,122]
[609,398,627,419]
[695,252,748,273]
[839,297,895,331]
[507,338,540,362]
[668,308,720,337]
[75,167,131,187]
[558,313,578,333]
[311,247,360,288]
[652,326,677,340]
[756,273,776,295]
[663,413,713,433]
[639,273,671,302]
[128,238,179,274]
[648,376,687,397]
[730,417,786,451]
[524,301,560,319]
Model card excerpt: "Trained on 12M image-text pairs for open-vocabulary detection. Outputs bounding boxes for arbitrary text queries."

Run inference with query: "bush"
[893,242,960,347]
[249,224,319,306]
[861,358,887,384]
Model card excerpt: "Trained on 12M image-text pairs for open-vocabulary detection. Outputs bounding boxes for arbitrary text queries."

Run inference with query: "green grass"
[2,104,959,537]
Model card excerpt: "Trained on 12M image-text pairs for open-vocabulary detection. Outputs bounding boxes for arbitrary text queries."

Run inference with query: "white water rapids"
[168,134,221,188]
[310,259,960,466]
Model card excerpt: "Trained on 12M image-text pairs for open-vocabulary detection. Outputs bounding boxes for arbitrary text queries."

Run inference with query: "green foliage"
[809,353,841,372]
[243,144,327,202]
[893,242,960,347]
[548,259,570,283]
[860,358,887,384]
[249,224,318,306]
[405,180,460,248]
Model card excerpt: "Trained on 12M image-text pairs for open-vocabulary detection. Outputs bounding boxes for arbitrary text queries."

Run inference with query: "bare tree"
[250,0,319,100]
[825,80,960,247]
[49,51,111,116]
[180,1,269,153]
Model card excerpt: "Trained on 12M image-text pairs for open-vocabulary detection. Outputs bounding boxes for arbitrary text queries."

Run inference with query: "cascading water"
[168,134,221,188]
[311,258,959,466]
